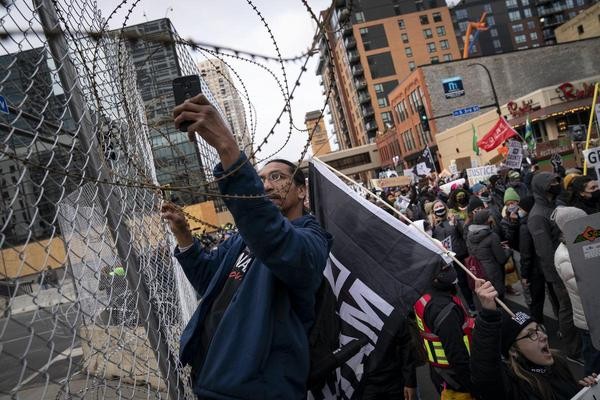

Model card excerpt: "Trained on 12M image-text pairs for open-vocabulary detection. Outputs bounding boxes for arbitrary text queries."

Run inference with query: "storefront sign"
[556,81,597,101]
[507,99,540,118]
[534,139,572,159]
[442,77,465,99]
[466,165,498,186]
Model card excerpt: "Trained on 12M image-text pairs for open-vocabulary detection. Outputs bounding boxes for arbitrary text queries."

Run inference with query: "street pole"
[468,62,501,117]
[35,1,184,399]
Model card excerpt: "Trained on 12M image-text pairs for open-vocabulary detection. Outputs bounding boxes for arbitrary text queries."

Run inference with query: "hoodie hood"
[468,224,491,243]
[531,172,559,207]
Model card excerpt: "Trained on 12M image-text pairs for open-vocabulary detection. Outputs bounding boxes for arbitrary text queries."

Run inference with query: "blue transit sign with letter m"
[442,77,465,99]
[0,95,9,114]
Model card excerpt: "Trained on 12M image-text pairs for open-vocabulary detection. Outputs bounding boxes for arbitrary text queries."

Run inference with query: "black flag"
[413,147,436,177]
[308,160,450,399]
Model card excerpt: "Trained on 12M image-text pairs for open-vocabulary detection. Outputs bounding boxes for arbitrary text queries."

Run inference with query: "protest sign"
[466,165,498,186]
[448,163,458,175]
[564,212,600,350]
[439,178,466,195]
[505,140,523,169]
[441,236,452,252]
[582,146,600,178]
[455,156,472,172]
[570,375,600,400]
[378,176,412,188]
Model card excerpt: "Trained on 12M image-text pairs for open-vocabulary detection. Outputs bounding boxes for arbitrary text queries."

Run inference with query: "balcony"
[342,25,354,37]
[361,106,375,119]
[344,37,357,49]
[538,4,565,16]
[355,79,367,90]
[348,50,360,64]
[365,121,377,132]
[358,92,371,104]
[351,65,364,77]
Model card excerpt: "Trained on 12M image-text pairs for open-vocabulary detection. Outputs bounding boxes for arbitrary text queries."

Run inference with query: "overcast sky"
[100,0,334,164]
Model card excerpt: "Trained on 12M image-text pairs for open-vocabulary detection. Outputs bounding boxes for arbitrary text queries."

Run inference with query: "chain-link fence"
[0,0,226,398]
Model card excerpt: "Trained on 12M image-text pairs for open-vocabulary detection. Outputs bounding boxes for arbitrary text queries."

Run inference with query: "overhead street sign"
[452,105,480,117]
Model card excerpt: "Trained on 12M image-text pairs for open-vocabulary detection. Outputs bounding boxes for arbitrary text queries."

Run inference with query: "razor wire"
[0,0,341,399]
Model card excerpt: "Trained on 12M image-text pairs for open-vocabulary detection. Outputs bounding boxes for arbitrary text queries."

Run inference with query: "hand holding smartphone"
[172,75,202,132]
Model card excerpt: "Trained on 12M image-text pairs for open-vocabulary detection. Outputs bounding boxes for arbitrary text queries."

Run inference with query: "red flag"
[477,117,518,152]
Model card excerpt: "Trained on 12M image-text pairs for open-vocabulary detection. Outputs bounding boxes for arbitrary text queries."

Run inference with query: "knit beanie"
[553,206,587,233]
[507,170,521,180]
[467,196,484,214]
[503,187,520,204]
[519,196,535,213]
[501,311,535,358]
[473,209,491,225]
[563,173,581,190]
[471,182,486,195]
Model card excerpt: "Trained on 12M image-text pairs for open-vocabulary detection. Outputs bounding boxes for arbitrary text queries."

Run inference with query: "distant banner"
[371,176,412,189]
[505,140,523,169]
[439,178,466,195]
[466,165,498,186]
[477,117,518,152]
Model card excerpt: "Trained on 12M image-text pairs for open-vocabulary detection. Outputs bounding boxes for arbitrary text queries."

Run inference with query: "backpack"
[465,255,486,290]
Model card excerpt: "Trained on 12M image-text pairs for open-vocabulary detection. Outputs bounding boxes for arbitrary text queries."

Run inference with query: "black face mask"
[457,196,467,206]
[591,190,600,202]
[434,208,447,217]
[432,265,457,291]
[548,184,562,195]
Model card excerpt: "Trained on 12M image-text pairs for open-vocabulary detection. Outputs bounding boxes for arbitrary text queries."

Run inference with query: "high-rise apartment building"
[450,0,595,55]
[316,0,461,151]
[305,111,332,156]
[197,59,253,157]
[119,19,221,205]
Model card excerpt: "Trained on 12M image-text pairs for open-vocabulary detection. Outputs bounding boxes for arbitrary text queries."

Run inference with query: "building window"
[508,10,521,21]
[527,20,536,29]
[523,8,532,17]
[378,97,389,108]
[436,26,446,36]
[512,23,524,32]
[355,12,365,23]
[403,130,415,151]
[569,11,577,17]
[455,9,468,19]
[458,21,469,32]
[577,25,584,34]
[566,0,575,7]
[398,19,406,29]
[394,4,402,15]
[367,52,396,79]
[515,34,527,43]
[420,15,429,25]
[360,27,368,35]
[576,0,584,6]
[530,31,538,40]
[433,12,442,22]
[423,28,433,39]
[415,0,425,11]
[408,61,416,71]
[440,39,449,49]
[483,3,493,12]
[487,15,496,26]
[443,53,452,61]
[490,28,499,37]
[506,0,518,7]
[426,42,436,53]
[521,0,529,5]
[430,56,439,63]
[402,33,409,43]
[493,39,502,48]
[405,47,413,57]
[381,111,393,127]
[359,24,389,51]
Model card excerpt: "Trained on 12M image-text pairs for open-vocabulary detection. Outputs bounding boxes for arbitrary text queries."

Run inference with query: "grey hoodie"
[527,172,561,282]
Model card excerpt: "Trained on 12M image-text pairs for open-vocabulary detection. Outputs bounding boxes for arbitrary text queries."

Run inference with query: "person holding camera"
[162,93,332,399]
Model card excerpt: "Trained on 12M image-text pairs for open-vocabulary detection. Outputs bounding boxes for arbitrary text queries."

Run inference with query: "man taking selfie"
[161,93,332,399]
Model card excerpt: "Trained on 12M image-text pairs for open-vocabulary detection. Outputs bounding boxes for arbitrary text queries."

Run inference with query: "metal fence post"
[33,1,185,398]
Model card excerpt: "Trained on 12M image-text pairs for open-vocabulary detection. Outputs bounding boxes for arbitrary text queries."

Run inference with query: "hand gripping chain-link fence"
[0,0,232,398]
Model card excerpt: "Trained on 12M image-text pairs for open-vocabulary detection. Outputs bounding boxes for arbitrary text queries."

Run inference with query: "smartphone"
[173,75,202,132]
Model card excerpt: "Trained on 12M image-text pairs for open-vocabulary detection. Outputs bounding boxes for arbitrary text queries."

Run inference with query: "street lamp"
[468,62,501,117]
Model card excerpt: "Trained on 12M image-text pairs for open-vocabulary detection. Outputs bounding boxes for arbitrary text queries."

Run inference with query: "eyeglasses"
[259,171,290,184]
[515,324,546,342]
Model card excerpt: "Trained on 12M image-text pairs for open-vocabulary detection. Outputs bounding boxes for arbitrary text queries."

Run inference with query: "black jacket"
[432,219,468,258]
[423,289,472,393]
[527,172,561,282]
[466,225,511,298]
[471,309,581,400]
[500,215,520,251]
[518,215,543,281]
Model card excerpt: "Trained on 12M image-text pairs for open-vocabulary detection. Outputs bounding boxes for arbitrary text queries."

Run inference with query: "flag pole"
[583,82,600,175]
[312,157,515,317]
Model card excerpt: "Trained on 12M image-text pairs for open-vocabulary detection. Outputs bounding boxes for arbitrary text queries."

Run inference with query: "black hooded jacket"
[526,172,561,283]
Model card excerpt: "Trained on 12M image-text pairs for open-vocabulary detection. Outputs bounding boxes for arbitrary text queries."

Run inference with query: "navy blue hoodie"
[175,153,332,399]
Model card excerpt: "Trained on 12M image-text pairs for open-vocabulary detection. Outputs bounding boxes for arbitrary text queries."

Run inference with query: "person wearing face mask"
[554,207,600,377]
[471,279,598,400]
[528,172,582,360]
[471,183,504,239]
[449,189,471,222]
[431,200,476,313]
[414,263,475,399]
[568,176,600,215]
[506,170,530,200]
[466,209,512,299]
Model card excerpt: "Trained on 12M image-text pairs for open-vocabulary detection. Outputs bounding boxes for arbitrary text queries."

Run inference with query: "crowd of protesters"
[369,161,600,399]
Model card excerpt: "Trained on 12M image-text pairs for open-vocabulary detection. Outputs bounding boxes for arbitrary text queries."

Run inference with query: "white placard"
[505,140,523,169]
[466,165,498,186]
[570,376,600,399]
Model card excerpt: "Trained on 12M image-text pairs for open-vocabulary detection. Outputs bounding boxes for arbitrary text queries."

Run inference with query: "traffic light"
[418,105,430,132]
